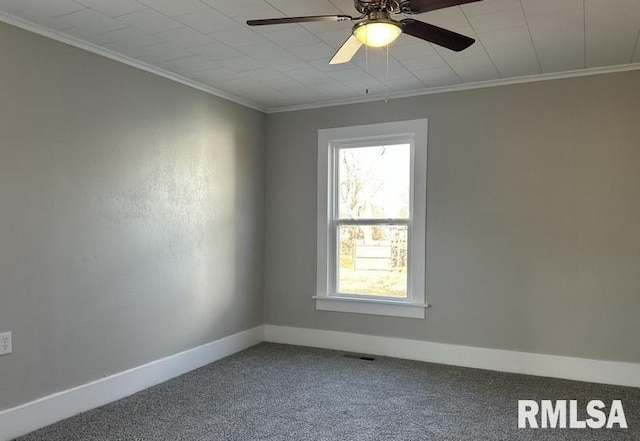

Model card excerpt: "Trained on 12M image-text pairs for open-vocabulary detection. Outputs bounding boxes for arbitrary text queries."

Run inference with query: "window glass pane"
[338,144,410,219]
[337,224,408,297]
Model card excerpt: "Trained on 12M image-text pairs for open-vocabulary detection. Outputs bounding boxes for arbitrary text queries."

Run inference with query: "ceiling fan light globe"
[353,21,401,47]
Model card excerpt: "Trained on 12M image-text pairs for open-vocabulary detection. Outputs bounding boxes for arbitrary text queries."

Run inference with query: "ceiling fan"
[247,0,481,64]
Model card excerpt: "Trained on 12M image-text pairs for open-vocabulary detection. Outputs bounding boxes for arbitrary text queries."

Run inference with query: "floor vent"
[342,354,376,362]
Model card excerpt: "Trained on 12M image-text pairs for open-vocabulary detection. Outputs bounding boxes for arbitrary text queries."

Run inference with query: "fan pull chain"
[384,44,390,102]
[365,39,369,94]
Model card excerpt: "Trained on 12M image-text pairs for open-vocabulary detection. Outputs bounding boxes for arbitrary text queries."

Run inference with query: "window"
[315,119,428,319]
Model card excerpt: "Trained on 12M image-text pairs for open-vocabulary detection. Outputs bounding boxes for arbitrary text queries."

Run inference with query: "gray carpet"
[16,343,640,440]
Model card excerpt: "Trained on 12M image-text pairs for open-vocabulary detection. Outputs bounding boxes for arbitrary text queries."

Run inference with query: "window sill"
[313,295,428,319]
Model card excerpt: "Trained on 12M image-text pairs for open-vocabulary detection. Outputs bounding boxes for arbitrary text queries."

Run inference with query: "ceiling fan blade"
[404,0,482,14]
[329,35,363,64]
[400,19,475,51]
[247,15,353,26]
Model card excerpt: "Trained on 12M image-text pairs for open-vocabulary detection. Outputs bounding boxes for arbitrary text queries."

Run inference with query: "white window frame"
[315,119,428,319]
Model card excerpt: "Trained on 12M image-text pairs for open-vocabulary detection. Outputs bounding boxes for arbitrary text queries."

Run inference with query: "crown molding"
[265,62,640,113]
[0,11,266,113]
[1,10,639,115]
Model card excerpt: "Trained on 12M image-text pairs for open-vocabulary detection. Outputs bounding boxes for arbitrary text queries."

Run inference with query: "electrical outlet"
[0,332,11,355]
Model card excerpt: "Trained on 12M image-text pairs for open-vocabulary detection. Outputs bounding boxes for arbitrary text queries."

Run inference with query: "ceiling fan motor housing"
[354,0,404,15]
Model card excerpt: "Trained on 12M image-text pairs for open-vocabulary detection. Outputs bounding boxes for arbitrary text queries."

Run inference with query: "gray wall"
[0,22,265,411]
[265,70,640,363]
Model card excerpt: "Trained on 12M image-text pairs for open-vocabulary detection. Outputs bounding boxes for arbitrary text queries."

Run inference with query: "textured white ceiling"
[1,0,639,111]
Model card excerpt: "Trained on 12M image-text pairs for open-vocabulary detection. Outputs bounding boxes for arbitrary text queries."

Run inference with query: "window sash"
[331,220,411,299]
[332,140,414,222]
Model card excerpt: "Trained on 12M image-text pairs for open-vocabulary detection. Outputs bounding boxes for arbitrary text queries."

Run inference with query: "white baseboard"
[3,324,637,441]
[265,325,640,388]
[0,325,265,441]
